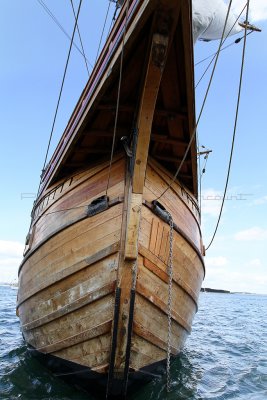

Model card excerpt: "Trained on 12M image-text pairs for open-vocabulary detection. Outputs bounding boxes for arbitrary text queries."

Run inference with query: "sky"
[0,1,266,294]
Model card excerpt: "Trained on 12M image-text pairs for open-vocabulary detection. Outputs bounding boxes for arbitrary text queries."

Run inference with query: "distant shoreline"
[201,288,230,294]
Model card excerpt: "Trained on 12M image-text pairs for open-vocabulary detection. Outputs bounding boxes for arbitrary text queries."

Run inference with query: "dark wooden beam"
[154,154,191,163]
[151,134,188,146]
[96,103,187,119]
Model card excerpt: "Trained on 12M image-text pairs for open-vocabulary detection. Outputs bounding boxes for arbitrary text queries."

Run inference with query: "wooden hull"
[17,155,204,396]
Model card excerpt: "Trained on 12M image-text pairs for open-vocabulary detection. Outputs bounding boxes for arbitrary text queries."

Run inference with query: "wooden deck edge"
[148,157,200,218]
[17,242,119,307]
[34,154,124,221]
[36,320,113,354]
[22,281,116,331]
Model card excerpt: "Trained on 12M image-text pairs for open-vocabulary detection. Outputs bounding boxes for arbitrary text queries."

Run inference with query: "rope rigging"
[105,0,130,196]
[206,0,251,251]
[195,3,252,89]
[70,0,90,77]
[155,0,235,202]
[37,0,84,196]
[95,2,115,63]
[37,0,93,70]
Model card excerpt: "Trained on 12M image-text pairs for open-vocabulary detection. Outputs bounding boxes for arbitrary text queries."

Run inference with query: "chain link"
[166,211,173,392]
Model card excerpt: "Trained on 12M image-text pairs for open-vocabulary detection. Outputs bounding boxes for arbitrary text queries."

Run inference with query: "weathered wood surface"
[18,154,203,374]
[17,0,203,384]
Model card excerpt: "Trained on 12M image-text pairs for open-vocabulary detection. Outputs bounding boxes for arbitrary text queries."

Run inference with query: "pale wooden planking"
[148,160,200,222]
[18,244,119,307]
[52,334,111,368]
[20,203,123,276]
[37,320,112,354]
[22,281,116,331]
[124,193,142,260]
[25,294,114,350]
[134,294,188,355]
[136,261,194,331]
[139,245,199,306]
[19,253,119,322]
[20,212,122,288]
[130,334,166,370]
[140,209,204,283]
[36,157,125,222]
[32,181,124,248]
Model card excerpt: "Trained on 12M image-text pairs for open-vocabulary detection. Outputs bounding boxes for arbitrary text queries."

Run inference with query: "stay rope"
[206,0,250,251]
[37,0,84,197]
[70,0,90,76]
[105,0,130,196]
[37,0,93,69]
[95,1,112,63]
[195,4,248,89]
[155,0,234,202]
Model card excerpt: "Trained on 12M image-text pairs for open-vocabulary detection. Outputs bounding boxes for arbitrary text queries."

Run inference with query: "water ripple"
[1,286,267,399]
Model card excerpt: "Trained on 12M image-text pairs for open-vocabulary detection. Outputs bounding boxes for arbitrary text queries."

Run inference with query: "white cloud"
[253,195,267,205]
[0,240,24,283]
[201,189,223,217]
[0,240,24,257]
[248,258,262,268]
[204,266,267,294]
[232,0,267,22]
[234,227,267,241]
[205,256,228,267]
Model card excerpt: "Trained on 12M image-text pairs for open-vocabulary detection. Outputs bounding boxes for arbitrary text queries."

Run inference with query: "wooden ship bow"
[17,0,205,397]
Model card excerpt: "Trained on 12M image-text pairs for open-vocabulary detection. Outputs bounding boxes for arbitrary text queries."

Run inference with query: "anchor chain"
[166,211,174,392]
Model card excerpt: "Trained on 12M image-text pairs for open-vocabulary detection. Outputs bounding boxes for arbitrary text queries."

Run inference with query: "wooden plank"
[136,280,191,333]
[134,294,187,354]
[20,202,123,276]
[18,242,119,306]
[36,320,112,354]
[149,218,158,253]
[22,281,116,331]
[132,33,169,194]
[53,334,111,368]
[19,253,118,324]
[154,222,163,258]
[130,334,166,370]
[124,193,142,260]
[25,294,114,349]
[140,246,199,307]
[159,225,169,263]
[20,211,122,285]
[133,321,178,354]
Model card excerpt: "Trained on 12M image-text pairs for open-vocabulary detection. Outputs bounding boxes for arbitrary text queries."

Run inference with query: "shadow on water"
[0,344,89,400]
[2,289,267,399]
[1,342,202,400]
[131,351,203,400]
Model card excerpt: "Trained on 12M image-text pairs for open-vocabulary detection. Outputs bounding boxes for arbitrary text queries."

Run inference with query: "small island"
[201,288,230,293]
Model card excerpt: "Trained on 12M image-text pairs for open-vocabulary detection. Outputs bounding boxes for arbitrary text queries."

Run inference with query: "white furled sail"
[192,0,242,42]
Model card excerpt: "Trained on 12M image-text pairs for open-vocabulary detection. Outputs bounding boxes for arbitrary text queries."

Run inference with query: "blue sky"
[0,1,266,294]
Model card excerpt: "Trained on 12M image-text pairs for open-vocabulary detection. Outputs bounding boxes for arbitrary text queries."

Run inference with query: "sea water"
[0,285,266,399]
